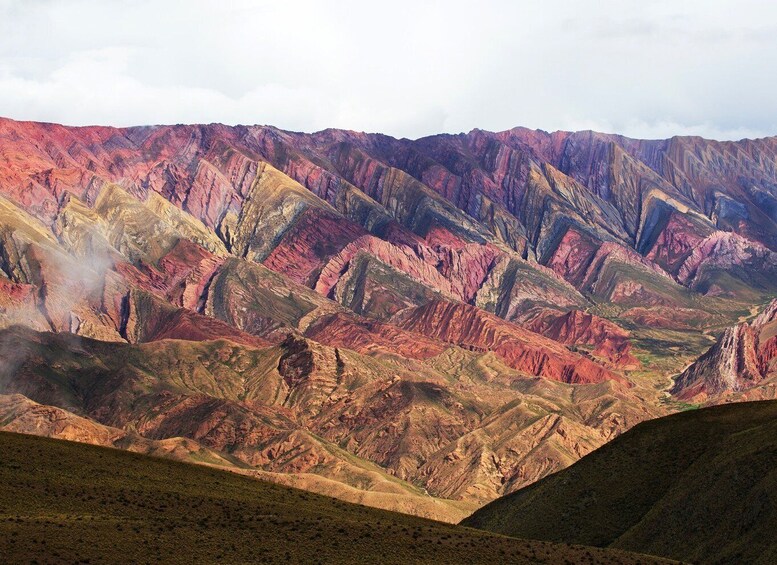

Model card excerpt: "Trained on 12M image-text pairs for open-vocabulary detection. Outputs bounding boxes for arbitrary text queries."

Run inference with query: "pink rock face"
[1,116,777,403]
[0,277,49,331]
[314,235,455,299]
[529,310,639,369]
[263,208,367,286]
[546,227,600,287]
[304,312,447,360]
[113,239,224,312]
[673,323,762,400]
[394,301,628,385]
[644,212,711,274]
[436,243,502,303]
[122,289,270,348]
[155,240,225,311]
[673,298,777,401]
[313,230,502,304]
[568,241,682,306]
[677,231,777,289]
[423,223,469,249]
[0,277,37,303]
[2,117,776,309]
[138,307,271,348]
[758,336,777,374]
[9,116,777,522]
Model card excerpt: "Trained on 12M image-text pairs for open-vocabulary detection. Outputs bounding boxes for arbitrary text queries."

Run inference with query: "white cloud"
[1,0,776,140]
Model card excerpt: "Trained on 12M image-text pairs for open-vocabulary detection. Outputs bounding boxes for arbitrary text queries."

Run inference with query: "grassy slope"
[463,400,777,565]
[0,432,678,565]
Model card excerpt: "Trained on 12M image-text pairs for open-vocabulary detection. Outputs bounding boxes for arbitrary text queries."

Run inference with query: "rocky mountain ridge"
[0,116,776,520]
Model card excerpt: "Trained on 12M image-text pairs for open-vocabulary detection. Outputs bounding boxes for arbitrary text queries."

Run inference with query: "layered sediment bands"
[304,312,447,359]
[641,208,712,271]
[68,183,225,263]
[314,235,454,299]
[0,324,664,518]
[4,117,777,275]
[202,257,342,337]
[0,224,128,342]
[328,252,446,319]
[325,144,496,245]
[226,162,356,264]
[3,116,777,519]
[314,233,503,306]
[121,289,270,348]
[0,327,432,506]
[529,310,639,368]
[3,117,770,323]
[544,226,602,287]
[474,255,586,323]
[565,241,697,310]
[394,301,627,385]
[673,324,761,399]
[262,207,366,286]
[436,243,502,302]
[676,231,777,294]
[673,298,777,401]
[112,239,226,313]
[151,239,225,310]
[0,194,61,282]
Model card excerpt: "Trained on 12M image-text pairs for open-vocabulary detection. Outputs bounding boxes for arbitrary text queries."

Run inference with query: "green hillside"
[463,400,777,564]
[0,431,674,564]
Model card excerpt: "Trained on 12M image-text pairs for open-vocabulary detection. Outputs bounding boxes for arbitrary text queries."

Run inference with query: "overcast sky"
[1,0,776,140]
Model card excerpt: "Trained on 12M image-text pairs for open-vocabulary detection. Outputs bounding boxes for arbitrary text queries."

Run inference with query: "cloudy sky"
[1,0,776,139]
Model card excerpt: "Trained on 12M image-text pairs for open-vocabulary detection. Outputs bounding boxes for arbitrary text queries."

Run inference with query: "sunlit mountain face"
[1,116,776,522]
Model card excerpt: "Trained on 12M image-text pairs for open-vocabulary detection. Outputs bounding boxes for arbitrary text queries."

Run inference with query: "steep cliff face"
[672,324,762,399]
[673,299,777,401]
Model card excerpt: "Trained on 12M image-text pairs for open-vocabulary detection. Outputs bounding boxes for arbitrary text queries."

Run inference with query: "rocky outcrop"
[676,231,777,294]
[121,289,269,348]
[304,312,446,359]
[672,324,762,399]
[314,235,455,299]
[474,255,587,324]
[394,301,628,385]
[529,310,639,368]
[673,299,777,401]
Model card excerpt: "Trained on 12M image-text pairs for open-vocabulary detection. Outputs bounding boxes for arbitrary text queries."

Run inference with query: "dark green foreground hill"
[463,400,777,565]
[0,432,674,564]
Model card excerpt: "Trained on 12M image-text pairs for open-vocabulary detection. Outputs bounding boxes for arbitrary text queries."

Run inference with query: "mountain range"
[1,116,776,521]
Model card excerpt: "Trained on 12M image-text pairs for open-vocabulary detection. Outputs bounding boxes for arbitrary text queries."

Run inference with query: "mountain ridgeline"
[463,400,777,565]
[0,116,776,523]
[1,431,678,564]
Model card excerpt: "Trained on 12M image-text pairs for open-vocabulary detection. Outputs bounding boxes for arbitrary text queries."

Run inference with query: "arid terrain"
[1,431,680,564]
[1,117,777,522]
[465,400,777,564]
